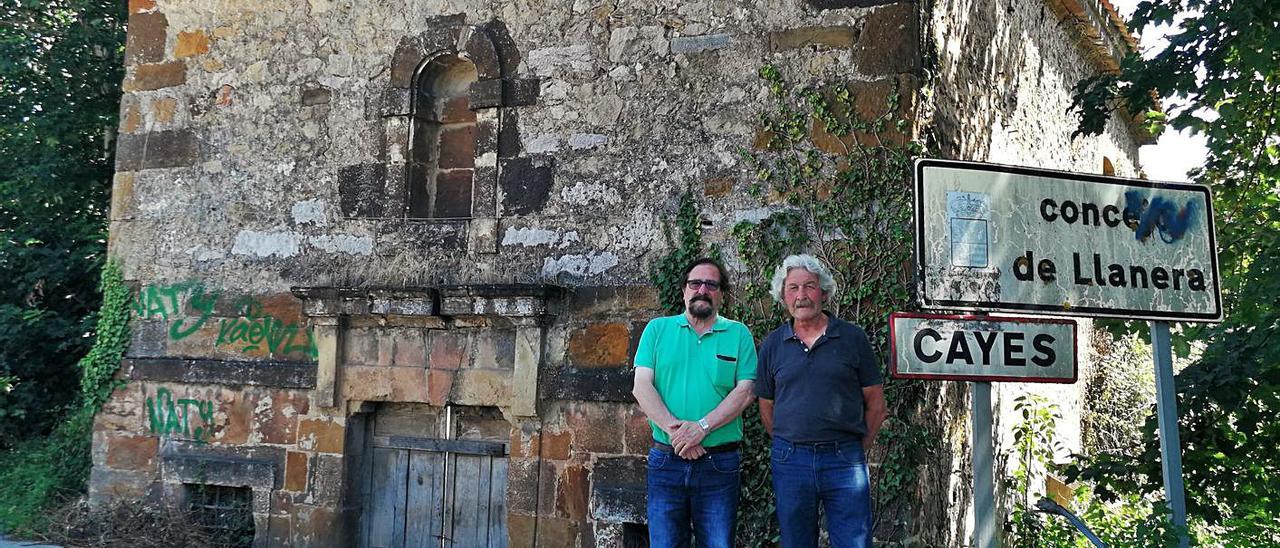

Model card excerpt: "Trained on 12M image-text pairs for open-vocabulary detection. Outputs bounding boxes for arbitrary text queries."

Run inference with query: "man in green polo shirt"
[632,257,757,548]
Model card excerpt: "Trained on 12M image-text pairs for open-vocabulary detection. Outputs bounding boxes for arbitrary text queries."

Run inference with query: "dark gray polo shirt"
[754,313,883,443]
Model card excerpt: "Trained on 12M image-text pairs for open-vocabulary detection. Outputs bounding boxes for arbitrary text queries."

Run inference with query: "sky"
[1110,0,1209,183]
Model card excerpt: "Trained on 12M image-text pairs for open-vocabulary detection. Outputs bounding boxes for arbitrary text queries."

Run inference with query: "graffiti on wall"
[147,387,215,440]
[134,281,317,359]
[217,297,317,357]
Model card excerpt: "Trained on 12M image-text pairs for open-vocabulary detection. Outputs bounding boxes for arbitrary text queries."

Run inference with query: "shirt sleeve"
[853,326,883,387]
[734,324,757,382]
[753,332,775,399]
[634,319,659,369]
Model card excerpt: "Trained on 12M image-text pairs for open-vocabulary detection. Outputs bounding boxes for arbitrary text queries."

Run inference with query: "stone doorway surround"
[291,284,561,545]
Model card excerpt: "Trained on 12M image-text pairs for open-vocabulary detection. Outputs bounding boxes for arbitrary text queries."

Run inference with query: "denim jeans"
[646,446,741,548]
[770,436,873,548]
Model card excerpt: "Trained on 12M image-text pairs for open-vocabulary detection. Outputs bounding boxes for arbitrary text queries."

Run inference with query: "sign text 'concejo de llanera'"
[914,159,1223,322]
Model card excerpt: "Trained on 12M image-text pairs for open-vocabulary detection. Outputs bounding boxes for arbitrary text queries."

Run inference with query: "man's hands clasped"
[668,420,709,460]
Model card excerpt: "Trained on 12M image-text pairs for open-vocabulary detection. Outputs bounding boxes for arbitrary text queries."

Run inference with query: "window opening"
[408,56,479,219]
[186,483,255,547]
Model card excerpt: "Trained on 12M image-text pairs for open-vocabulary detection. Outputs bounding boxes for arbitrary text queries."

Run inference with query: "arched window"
[408,56,478,219]
[1102,156,1115,176]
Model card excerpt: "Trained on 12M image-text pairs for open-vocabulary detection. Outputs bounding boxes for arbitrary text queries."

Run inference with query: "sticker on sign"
[914,159,1222,322]
[889,312,1077,383]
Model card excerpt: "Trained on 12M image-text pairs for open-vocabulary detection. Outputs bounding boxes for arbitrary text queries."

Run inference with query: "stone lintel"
[122,358,316,388]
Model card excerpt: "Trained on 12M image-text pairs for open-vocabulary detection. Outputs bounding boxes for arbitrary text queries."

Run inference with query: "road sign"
[889,312,1077,383]
[914,159,1222,322]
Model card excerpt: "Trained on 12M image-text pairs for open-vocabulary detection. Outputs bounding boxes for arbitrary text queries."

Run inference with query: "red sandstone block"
[298,419,345,454]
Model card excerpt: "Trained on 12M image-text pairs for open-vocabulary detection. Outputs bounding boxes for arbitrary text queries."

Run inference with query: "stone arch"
[340,17,549,238]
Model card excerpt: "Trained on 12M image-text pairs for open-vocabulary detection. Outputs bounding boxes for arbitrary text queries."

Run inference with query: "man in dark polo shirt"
[755,254,887,548]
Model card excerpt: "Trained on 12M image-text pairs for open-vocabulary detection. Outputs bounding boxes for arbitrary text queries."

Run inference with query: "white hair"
[769,254,837,303]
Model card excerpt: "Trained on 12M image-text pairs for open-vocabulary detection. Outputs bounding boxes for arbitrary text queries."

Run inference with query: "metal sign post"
[972,380,996,548]
[1150,321,1188,547]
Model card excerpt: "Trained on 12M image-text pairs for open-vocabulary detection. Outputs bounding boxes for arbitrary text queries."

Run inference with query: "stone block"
[284,451,308,491]
[125,11,167,65]
[468,79,504,109]
[499,157,553,215]
[123,358,317,389]
[507,458,557,515]
[114,129,200,171]
[564,402,624,454]
[434,169,473,218]
[337,163,388,218]
[544,366,634,403]
[567,286,660,318]
[503,78,541,106]
[855,3,919,75]
[438,125,477,169]
[174,29,210,58]
[590,456,646,523]
[298,419,345,454]
[129,0,155,13]
[556,463,589,520]
[392,330,427,367]
[452,368,511,407]
[438,96,474,123]
[105,435,159,470]
[308,454,345,506]
[428,330,467,370]
[542,429,572,460]
[89,467,153,501]
[567,322,631,368]
[216,391,255,444]
[508,513,536,548]
[623,405,653,454]
[151,96,177,124]
[120,97,142,134]
[670,34,732,55]
[302,87,332,106]
[258,391,308,445]
[462,29,502,79]
[427,369,455,406]
[536,516,581,548]
[769,26,859,51]
[123,61,186,91]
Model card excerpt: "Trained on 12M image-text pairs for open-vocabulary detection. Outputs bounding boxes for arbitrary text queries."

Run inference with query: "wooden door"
[361,435,508,548]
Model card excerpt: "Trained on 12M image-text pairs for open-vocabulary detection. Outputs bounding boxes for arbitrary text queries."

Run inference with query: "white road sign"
[915,159,1222,321]
[889,313,1077,383]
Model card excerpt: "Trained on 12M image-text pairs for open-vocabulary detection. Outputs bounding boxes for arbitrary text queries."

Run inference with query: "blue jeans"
[646,446,741,548]
[770,436,873,548]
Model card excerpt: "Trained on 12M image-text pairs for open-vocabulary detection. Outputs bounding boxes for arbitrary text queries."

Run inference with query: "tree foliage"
[0,1,126,446]
[1070,0,1280,539]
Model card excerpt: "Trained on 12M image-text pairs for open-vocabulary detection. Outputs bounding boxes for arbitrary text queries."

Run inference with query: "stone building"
[97,0,1149,545]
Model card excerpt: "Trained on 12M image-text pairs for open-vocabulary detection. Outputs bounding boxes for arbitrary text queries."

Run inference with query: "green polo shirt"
[633,314,757,447]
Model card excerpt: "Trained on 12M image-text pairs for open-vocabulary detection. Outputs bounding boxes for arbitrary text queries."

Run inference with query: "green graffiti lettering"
[146,388,213,440]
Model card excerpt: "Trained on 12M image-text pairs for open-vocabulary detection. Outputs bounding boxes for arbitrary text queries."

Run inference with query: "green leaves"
[0,0,125,447]
[1067,0,1280,541]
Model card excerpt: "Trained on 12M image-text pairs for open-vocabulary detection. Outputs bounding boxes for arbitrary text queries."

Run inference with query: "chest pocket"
[711,336,739,390]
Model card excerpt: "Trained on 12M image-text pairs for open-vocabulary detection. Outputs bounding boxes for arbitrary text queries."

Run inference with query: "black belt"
[778,437,860,452]
[653,441,740,454]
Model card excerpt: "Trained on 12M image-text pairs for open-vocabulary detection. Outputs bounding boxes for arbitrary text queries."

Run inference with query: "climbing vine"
[78,259,131,411]
[728,65,934,545]
[649,190,707,315]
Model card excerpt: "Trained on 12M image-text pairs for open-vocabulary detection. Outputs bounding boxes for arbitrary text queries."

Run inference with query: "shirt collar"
[677,314,728,332]
[784,311,842,339]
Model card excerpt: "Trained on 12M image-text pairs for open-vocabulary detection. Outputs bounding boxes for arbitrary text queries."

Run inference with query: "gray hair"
[769,254,837,303]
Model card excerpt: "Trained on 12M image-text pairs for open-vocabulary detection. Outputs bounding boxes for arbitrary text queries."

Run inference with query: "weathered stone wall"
[99,0,1141,545]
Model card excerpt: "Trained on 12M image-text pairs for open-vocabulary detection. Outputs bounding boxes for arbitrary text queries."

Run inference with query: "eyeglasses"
[685,279,721,291]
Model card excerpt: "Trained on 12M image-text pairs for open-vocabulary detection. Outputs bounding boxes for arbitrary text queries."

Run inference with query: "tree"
[0,1,126,446]
[1070,0,1280,539]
